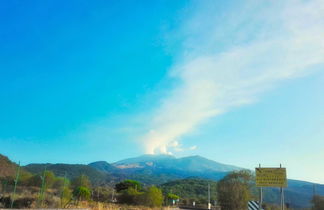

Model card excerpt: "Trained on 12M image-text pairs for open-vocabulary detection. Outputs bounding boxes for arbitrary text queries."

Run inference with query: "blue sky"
[1,0,324,184]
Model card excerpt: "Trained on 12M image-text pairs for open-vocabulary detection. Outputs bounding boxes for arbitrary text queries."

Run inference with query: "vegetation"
[1,153,324,209]
[115,180,163,207]
[73,186,91,202]
[312,195,324,210]
[217,170,254,210]
[161,178,217,205]
[115,179,142,192]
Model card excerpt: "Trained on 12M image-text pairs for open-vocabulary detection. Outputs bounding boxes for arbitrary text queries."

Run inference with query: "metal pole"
[10,162,21,208]
[259,164,263,210]
[208,183,211,209]
[280,164,284,210]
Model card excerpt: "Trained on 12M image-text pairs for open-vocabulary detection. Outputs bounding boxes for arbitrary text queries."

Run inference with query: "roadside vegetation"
[1,154,324,209]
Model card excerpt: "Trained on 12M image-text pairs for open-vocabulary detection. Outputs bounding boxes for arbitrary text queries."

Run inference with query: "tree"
[141,186,164,207]
[53,177,70,191]
[71,175,91,189]
[217,170,253,210]
[167,193,180,205]
[312,195,324,210]
[117,187,143,205]
[25,171,55,189]
[43,171,55,189]
[73,186,91,202]
[115,179,142,192]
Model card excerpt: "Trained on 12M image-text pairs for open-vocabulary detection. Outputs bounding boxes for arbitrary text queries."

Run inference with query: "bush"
[71,175,91,189]
[117,187,143,205]
[115,179,142,192]
[141,186,163,207]
[73,186,91,201]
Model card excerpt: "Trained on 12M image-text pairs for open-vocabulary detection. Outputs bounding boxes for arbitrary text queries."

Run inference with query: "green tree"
[217,170,253,210]
[167,193,180,205]
[117,187,143,205]
[141,186,164,207]
[73,186,91,202]
[43,171,55,189]
[71,174,91,189]
[115,179,142,192]
[312,195,324,210]
[26,171,56,189]
[53,177,70,190]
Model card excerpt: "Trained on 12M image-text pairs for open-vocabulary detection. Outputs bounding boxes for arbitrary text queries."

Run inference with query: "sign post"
[255,165,287,210]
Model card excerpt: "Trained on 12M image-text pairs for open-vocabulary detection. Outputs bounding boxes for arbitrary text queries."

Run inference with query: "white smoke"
[143,0,324,154]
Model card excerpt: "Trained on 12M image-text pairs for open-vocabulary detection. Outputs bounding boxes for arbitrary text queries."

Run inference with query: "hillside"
[112,154,241,172]
[100,154,240,184]
[0,154,31,180]
[0,154,17,178]
[24,163,116,186]
[161,178,218,204]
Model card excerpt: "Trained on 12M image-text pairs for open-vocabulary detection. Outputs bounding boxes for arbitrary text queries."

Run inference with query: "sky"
[0,0,324,184]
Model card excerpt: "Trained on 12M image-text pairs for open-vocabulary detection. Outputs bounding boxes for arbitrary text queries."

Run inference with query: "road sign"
[255,167,287,187]
[248,201,261,210]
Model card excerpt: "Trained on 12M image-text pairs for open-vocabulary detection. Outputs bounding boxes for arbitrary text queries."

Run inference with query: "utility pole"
[10,162,21,208]
[208,183,211,210]
[111,188,115,202]
[259,164,263,210]
[280,164,284,210]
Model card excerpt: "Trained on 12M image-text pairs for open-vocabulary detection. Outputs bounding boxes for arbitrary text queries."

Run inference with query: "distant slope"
[87,155,239,185]
[113,154,241,172]
[99,154,240,184]
[0,154,17,178]
[24,163,115,186]
[88,161,118,173]
[0,154,31,179]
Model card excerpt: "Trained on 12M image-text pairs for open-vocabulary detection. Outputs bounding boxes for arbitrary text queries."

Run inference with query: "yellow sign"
[255,168,287,188]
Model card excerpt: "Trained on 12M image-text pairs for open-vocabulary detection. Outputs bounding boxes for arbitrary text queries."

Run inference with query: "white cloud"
[189,145,197,151]
[142,0,324,154]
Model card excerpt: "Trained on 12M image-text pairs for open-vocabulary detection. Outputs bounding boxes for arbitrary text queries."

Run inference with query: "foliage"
[73,186,91,201]
[71,174,91,189]
[161,178,217,205]
[92,186,115,202]
[312,195,324,210]
[60,187,72,207]
[43,171,56,188]
[167,192,180,200]
[117,187,143,205]
[53,176,70,190]
[217,170,254,210]
[25,171,56,189]
[141,186,164,207]
[24,163,109,186]
[115,179,142,192]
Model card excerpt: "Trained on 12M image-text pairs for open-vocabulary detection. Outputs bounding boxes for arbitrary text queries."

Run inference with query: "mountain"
[88,161,118,173]
[112,154,241,172]
[88,154,242,184]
